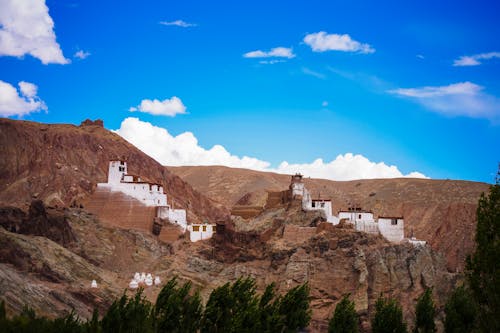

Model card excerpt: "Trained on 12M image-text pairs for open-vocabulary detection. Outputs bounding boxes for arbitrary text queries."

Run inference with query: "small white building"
[378,217,405,243]
[288,175,408,244]
[187,223,216,242]
[98,161,187,230]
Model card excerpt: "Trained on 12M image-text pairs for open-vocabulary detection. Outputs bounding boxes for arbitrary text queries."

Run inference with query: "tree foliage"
[0,277,311,333]
[372,295,407,333]
[466,167,500,332]
[444,285,477,333]
[155,277,202,333]
[100,288,154,333]
[413,288,436,333]
[328,294,359,333]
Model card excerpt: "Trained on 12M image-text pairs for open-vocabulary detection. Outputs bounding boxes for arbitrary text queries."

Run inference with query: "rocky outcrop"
[0,200,76,247]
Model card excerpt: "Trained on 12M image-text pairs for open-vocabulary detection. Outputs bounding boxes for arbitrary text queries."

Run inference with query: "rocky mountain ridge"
[171,165,489,271]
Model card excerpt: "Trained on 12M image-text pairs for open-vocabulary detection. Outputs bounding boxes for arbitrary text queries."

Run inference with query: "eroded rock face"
[0,204,457,332]
[0,200,76,247]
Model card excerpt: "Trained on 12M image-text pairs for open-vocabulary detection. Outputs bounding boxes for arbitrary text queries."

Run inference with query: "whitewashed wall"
[188,224,216,242]
[378,218,404,243]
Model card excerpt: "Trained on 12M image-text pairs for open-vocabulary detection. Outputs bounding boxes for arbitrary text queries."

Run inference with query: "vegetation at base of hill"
[413,288,436,333]
[371,295,407,333]
[465,167,500,333]
[444,285,477,333]
[328,294,358,333]
[0,277,310,333]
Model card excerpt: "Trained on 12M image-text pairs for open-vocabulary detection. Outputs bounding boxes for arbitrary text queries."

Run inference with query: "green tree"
[201,277,260,333]
[444,285,477,333]
[201,282,233,333]
[414,288,436,333]
[372,295,407,333]
[155,277,202,333]
[278,282,311,333]
[100,289,154,333]
[466,167,500,332]
[258,283,282,333]
[328,294,358,333]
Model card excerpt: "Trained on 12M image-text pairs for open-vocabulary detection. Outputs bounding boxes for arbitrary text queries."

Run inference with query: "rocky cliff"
[0,201,457,332]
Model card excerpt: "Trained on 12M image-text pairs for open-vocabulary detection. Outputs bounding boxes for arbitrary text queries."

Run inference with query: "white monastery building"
[187,223,217,242]
[289,174,423,245]
[98,161,215,242]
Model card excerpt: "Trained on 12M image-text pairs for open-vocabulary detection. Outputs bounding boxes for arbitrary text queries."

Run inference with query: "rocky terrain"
[171,165,489,271]
[0,199,456,332]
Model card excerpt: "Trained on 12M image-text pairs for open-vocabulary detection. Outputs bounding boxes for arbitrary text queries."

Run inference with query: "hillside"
[0,118,228,223]
[0,200,457,332]
[171,165,489,271]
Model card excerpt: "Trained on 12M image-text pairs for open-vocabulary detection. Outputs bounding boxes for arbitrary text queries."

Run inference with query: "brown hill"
[0,201,456,332]
[171,165,489,271]
[0,118,228,223]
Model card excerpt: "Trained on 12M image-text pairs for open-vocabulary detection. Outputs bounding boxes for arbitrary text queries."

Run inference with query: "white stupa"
[154,276,161,285]
[129,279,139,289]
[91,280,98,288]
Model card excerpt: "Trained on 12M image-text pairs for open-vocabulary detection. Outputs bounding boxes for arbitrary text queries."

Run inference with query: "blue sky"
[0,0,499,182]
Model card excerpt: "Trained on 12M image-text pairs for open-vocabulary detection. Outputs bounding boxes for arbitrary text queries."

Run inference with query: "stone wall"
[282,225,317,243]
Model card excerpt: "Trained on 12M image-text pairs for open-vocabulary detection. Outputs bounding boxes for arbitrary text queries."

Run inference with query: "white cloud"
[74,50,90,59]
[453,52,500,66]
[303,32,375,54]
[114,117,427,180]
[273,155,427,180]
[302,67,326,79]
[389,81,500,120]
[0,80,47,117]
[129,96,186,117]
[259,60,285,65]
[159,20,197,28]
[243,47,295,59]
[0,0,69,64]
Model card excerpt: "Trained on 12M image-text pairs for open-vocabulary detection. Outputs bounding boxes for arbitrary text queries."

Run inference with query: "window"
[358,214,362,219]
[212,226,216,233]
[320,202,325,208]
[391,219,398,225]
[192,225,199,232]
[202,226,207,232]
[312,202,316,208]
[119,166,125,172]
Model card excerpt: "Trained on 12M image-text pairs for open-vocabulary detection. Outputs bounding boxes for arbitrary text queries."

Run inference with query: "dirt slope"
[171,165,489,271]
[0,118,228,223]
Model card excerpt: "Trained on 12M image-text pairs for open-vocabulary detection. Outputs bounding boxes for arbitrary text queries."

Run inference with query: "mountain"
[171,165,489,271]
[0,118,228,223]
[0,118,486,331]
